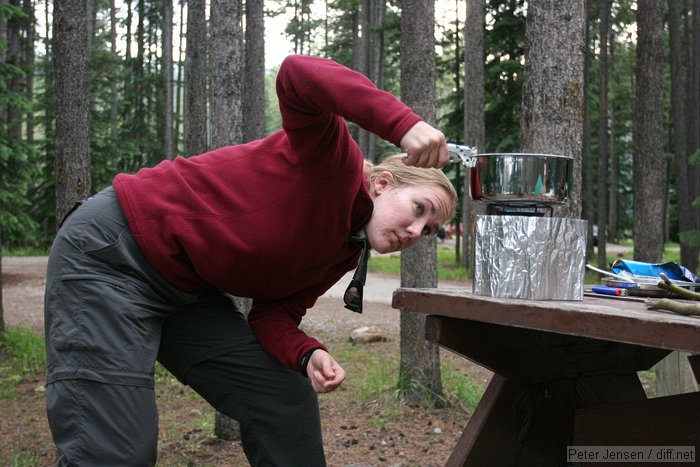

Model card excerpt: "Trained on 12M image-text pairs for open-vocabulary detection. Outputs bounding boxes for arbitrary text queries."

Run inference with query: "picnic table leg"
[688,354,700,385]
[446,374,575,466]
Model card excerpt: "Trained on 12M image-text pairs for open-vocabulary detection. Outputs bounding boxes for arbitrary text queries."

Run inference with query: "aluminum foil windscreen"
[474,215,588,301]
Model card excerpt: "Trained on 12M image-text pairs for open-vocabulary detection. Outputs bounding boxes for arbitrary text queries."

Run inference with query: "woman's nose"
[407,221,425,237]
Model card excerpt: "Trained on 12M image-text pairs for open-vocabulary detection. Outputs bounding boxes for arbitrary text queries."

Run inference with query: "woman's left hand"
[306,349,346,393]
[399,121,449,168]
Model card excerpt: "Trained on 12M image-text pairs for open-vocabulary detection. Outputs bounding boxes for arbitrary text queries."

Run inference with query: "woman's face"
[366,174,452,254]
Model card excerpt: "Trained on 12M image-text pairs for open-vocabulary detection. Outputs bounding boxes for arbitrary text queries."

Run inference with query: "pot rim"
[475,153,573,160]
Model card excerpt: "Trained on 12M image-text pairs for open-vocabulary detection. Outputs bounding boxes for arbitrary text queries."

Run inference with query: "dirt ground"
[1,256,491,466]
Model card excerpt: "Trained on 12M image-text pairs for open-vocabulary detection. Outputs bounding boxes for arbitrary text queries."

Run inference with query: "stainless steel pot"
[447,144,573,205]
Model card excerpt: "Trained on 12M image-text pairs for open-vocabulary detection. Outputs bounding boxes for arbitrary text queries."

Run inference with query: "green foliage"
[265,66,282,134]
[483,0,526,152]
[440,363,484,411]
[334,341,484,427]
[0,135,41,246]
[0,326,46,398]
[368,246,470,281]
[1,0,696,252]
[284,0,324,56]
[321,0,358,66]
[11,451,44,467]
[679,231,700,247]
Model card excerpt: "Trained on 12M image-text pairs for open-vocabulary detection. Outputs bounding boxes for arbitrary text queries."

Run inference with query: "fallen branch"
[656,273,700,301]
[646,298,700,316]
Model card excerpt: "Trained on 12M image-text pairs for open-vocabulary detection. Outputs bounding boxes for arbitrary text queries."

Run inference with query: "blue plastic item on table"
[611,259,699,283]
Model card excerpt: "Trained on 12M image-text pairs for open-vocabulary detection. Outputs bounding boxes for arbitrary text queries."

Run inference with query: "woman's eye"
[415,202,424,214]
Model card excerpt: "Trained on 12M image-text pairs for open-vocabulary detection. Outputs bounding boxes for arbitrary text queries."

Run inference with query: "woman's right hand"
[306,349,346,393]
[399,121,449,169]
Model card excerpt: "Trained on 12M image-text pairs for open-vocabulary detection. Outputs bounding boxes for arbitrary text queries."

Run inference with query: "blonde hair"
[364,154,458,221]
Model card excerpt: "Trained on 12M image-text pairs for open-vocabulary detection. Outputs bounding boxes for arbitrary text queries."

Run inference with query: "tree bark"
[582,3,594,259]
[358,0,385,163]
[596,0,610,268]
[184,0,208,157]
[163,0,174,160]
[22,0,34,145]
[608,37,618,243]
[462,0,485,270]
[210,0,242,149]
[633,0,665,263]
[54,0,92,223]
[354,0,370,155]
[109,0,118,144]
[243,0,265,142]
[519,0,585,220]
[684,0,700,271]
[669,0,697,272]
[7,0,22,141]
[174,0,184,154]
[209,0,244,441]
[399,0,442,405]
[0,233,3,334]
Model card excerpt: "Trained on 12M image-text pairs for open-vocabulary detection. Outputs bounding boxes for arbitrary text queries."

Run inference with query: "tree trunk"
[364,0,385,163]
[163,0,174,160]
[210,0,244,441]
[462,0,485,270]
[135,0,145,157]
[582,4,594,259]
[54,0,92,223]
[0,0,3,332]
[210,0,242,149]
[354,0,370,156]
[633,0,665,263]
[22,0,34,145]
[7,0,22,141]
[608,32,618,244]
[0,0,7,126]
[184,0,207,157]
[670,0,696,271]
[243,0,265,142]
[519,0,585,220]
[684,0,700,271]
[398,0,442,405]
[0,233,3,334]
[174,0,184,154]
[109,0,118,144]
[596,0,610,268]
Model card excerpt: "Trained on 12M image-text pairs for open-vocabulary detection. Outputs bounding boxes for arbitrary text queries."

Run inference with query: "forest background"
[1,0,699,266]
[1,0,699,260]
[1,1,699,308]
[0,0,699,459]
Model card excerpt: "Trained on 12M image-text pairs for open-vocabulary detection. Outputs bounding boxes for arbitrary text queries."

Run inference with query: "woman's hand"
[399,121,449,168]
[306,349,346,393]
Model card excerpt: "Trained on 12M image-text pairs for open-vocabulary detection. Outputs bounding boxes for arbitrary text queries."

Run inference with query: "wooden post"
[655,351,699,396]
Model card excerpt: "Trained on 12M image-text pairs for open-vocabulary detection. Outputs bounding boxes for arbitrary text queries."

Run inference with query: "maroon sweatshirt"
[113,55,422,370]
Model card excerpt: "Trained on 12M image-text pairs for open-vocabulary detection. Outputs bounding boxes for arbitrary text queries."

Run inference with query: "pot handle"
[447,143,478,168]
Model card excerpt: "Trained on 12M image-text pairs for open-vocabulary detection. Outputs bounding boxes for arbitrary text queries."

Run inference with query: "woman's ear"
[372,171,394,196]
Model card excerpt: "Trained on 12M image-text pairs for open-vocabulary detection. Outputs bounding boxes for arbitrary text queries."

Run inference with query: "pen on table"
[591,285,630,296]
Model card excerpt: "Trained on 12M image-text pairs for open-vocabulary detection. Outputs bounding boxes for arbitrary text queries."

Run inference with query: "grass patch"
[10,451,45,467]
[2,246,50,256]
[0,326,46,398]
[333,341,484,428]
[368,245,470,282]
[441,363,485,411]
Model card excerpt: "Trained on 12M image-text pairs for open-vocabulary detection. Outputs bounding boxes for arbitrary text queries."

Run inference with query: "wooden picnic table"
[392,288,700,466]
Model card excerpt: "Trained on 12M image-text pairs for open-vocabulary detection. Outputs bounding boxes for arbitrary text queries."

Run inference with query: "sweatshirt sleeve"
[276,54,422,151]
[248,283,333,372]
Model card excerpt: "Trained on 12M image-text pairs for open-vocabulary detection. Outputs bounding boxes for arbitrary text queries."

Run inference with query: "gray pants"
[44,187,325,466]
